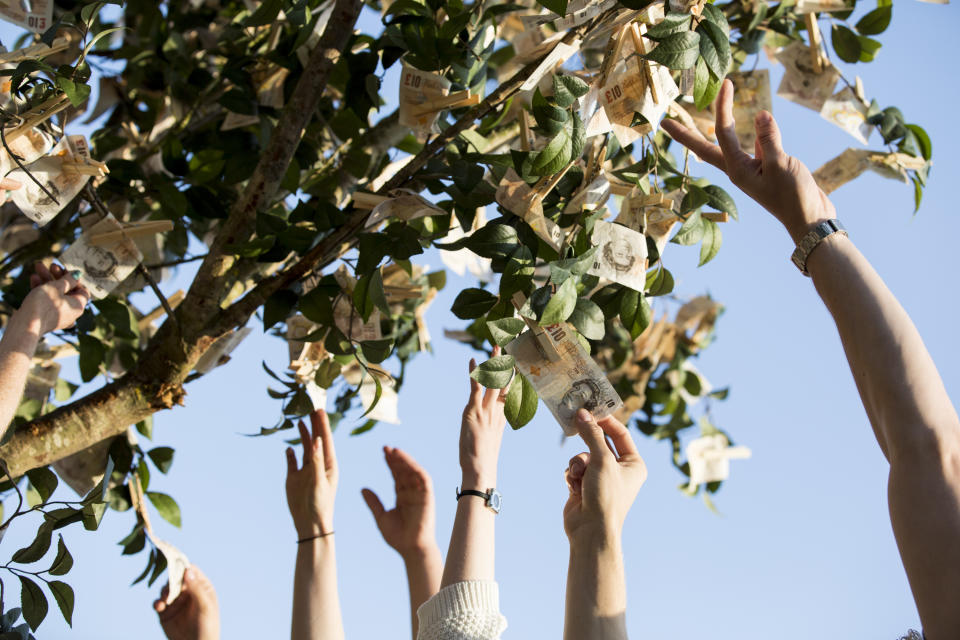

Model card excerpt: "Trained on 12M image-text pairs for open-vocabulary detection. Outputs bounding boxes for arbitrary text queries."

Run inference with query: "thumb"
[755,111,784,166]
[154,599,166,613]
[361,488,386,522]
[573,409,608,458]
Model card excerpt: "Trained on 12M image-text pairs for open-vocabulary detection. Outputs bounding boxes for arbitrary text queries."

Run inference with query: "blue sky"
[0,2,956,638]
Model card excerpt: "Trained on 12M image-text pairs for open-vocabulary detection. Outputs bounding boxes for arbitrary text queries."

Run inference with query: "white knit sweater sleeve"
[416,580,508,640]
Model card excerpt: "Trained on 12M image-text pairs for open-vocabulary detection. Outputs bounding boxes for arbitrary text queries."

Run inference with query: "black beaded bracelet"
[297,530,334,543]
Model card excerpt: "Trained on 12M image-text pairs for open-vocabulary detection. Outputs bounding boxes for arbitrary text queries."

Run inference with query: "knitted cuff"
[417,580,501,629]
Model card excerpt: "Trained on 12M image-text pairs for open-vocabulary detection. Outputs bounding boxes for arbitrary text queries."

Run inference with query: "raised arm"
[362,447,443,639]
[663,80,960,639]
[285,409,344,640]
[0,262,89,435]
[563,411,647,640]
[416,349,508,640]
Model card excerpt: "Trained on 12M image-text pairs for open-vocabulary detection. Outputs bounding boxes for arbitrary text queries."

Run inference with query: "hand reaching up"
[563,410,647,543]
[285,409,338,539]
[462,346,508,488]
[362,447,439,561]
[661,79,835,244]
[19,262,90,335]
[154,565,220,640]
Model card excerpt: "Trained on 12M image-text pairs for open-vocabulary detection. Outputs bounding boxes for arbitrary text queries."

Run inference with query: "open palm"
[362,446,436,558]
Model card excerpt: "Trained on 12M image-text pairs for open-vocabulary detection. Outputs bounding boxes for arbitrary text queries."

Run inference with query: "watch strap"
[791,219,847,276]
[456,488,489,501]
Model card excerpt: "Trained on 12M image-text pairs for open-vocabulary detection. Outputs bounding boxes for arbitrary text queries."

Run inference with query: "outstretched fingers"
[661,118,725,170]
[574,409,610,459]
[361,488,386,523]
[714,79,753,176]
[285,446,299,475]
[754,110,785,168]
[483,346,503,408]
[468,358,483,406]
[297,419,315,466]
[312,408,336,472]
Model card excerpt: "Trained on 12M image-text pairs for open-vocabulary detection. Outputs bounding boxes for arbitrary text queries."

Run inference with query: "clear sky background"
[0,2,957,638]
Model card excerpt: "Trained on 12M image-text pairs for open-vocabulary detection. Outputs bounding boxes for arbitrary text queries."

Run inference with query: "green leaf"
[470,355,517,389]
[451,288,499,320]
[505,373,538,429]
[532,88,568,136]
[646,12,693,39]
[831,25,861,63]
[25,467,57,504]
[540,277,578,325]
[56,77,91,107]
[698,219,722,266]
[12,522,53,564]
[619,289,652,340]
[704,185,739,221]
[697,20,731,80]
[857,35,881,62]
[535,0,567,16]
[671,210,704,246]
[911,175,923,213]
[552,75,589,108]
[645,31,701,70]
[680,185,710,214]
[81,502,106,531]
[48,581,74,627]
[487,317,526,347]
[245,0,282,26]
[147,447,175,474]
[531,111,583,176]
[569,298,605,340]
[314,359,342,388]
[18,576,46,631]
[360,338,394,364]
[48,536,73,576]
[353,270,389,322]
[693,56,721,111]
[701,3,731,36]
[263,290,298,330]
[855,5,891,35]
[906,124,932,160]
[646,267,675,296]
[146,492,181,528]
[77,334,105,383]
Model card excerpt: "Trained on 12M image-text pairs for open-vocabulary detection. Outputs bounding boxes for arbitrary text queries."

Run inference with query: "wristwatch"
[456,487,502,514]
[791,219,848,276]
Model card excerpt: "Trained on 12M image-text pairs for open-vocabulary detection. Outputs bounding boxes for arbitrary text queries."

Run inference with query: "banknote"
[776,42,840,112]
[10,137,91,225]
[811,148,870,194]
[0,125,55,174]
[729,70,772,150]
[153,539,191,605]
[820,87,871,144]
[359,376,400,424]
[398,63,452,134]
[505,323,622,435]
[0,0,53,32]
[52,437,112,497]
[587,220,648,291]
[333,295,382,342]
[23,362,60,403]
[60,215,143,299]
[685,434,751,488]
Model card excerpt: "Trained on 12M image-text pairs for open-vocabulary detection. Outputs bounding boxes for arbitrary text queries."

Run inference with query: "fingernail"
[70,270,81,280]
[570,459,584,474]
[576,408,591,423]
[756,111,772,124]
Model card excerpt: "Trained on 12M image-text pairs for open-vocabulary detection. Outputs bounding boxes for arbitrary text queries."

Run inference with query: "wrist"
[460,469,497,490]
[567,523,622,551]
[785,214,832,246]
[401,542,441,565]
[8,304,46,338]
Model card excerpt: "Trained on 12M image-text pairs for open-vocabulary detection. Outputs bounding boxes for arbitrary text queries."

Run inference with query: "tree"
[0,0,933,630]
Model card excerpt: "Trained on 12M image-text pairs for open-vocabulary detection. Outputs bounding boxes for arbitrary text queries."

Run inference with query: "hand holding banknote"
[18,262,89,335]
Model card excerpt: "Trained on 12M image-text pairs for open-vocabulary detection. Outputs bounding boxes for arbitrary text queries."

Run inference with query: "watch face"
[488,490,502,513]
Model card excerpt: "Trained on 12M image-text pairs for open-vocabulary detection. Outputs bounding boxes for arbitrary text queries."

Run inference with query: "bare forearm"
[0,312,42,436]
[807,235,960,460]
[564,533,627,640]
[402,545,443,639]
[440,472,496,588]
[291,538,344,640]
